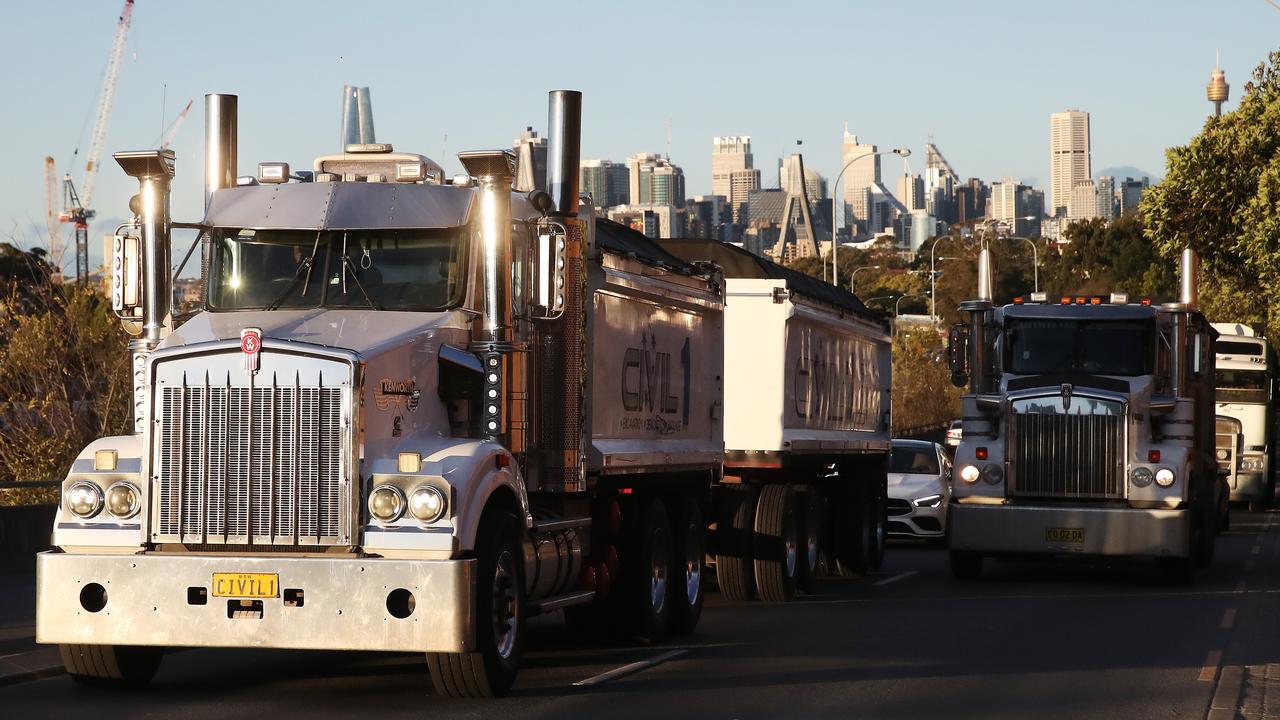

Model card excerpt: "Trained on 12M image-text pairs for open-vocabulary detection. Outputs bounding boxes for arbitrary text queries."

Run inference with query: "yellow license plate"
[1045,527,1085,543]
[211,572,279,599]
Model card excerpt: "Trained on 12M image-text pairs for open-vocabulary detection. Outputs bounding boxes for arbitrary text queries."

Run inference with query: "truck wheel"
[754,484,800,602]
[631,498,671,641]
[866,479,887,571]
[949,551,983,580]
[668,497,705,635]
[797,486,822,592]
[715,485,757,601]
[427,509,523,698]
[59,644,163,687]
[833,482,871,577]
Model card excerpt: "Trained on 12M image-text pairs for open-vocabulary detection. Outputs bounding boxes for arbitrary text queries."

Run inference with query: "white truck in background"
[1212,323,1277,512]
[35,89,891,698]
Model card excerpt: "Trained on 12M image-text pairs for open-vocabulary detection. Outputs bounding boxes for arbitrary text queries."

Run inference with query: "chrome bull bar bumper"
[948,502,1191,558]
[36,551,475,653]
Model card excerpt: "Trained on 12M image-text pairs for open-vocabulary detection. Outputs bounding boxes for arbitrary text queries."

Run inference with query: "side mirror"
[534,223,568,319]
[111,231,144,336]
[947,323,970,388]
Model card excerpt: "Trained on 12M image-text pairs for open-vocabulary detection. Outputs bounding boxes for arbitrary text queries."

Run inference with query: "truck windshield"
[208,228,467,311]
[1004,319,1153,376]
[1216,369,1269,404]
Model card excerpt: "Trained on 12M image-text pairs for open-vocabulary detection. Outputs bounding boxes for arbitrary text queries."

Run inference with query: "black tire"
[630,498,672,642]
[865,476,888,571]
[427,509,524,698]
[797,486,822,592]
[59,644,163,687]
[715,485,758,601]
[833,477,871,577]
[668,497,705,635]
[754,484,800,602]
[949,551,984,580]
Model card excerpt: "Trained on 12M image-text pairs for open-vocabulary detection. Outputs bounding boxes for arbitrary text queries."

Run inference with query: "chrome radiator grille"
[1010,401,1124,499]
[151,373,349,546]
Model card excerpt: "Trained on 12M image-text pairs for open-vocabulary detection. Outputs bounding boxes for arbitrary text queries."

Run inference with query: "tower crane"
[44,157,63,280]
[59,0,134,282]
[154,99,193,150]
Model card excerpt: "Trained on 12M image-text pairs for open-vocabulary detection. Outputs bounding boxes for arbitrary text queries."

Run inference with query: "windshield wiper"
[341,254,381,310]
[266,233,322,311]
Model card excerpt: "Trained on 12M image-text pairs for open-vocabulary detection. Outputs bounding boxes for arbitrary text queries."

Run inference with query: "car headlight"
[66,482,103,519]
[1241,457,1266,472]
[1130,467,1153,488]
[913,494,943,508]
[1216,449,1230,461]
[960,465,980,484]
[368,484,405,523]
[409,484,448,522]
[981,464,1003,485]
[1155,468,1175,488]
[104,481,141,519]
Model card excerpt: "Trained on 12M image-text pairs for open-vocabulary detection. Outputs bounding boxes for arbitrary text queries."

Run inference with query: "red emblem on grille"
[241,328,262,374]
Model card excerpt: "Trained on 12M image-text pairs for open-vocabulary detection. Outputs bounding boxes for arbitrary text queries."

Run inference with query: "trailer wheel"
[866,476,887,571]
[427,509,523,698]
[628,498,672,642]
[797,485,822,592]
[668,497,705,635]
[753,484,800,602]
[714,484,758,601]
[949,551,983,580]
[59,644,163,687]
[833,480,871,577]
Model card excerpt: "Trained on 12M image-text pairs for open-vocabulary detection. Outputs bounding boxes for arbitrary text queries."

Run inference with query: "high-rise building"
[842,128,880,237]
[956,178,989,225]
[1068,180,1100,222]
[728,169,761,223]
[712,136,753,219]
[897,173,925,211]
[991,180,1043,237]
[580,159,630,209]
[513,127,548,193]
[1096,176,1116,220]
[686,195,727,240]
[627,153,685,207]
[1118,176,1150,215]
[1050,110,1091,216]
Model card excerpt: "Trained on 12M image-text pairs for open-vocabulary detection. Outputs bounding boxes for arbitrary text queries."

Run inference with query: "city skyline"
[5,0,1277,269]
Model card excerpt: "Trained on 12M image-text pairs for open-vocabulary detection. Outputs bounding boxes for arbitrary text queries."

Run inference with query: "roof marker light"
[1090,297,1102,305]
[1030,292,1048,303]
[1110,293,1128,304]
[258,162,289,184]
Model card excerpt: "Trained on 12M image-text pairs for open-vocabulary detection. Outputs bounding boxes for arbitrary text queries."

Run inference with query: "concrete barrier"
[0,504,54,572]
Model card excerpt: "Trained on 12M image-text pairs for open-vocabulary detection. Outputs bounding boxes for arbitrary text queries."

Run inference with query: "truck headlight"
[913,494,943,508]
[1155,468,1175,488]
[105,481,141,519]
[960,465,980,484]
[981,464,1003,484]
[1216,449,1230,461]
[409,484,447,522]
[1241,457,1265,472]
[1130,467,1153,488]
[368,484,405,522]
[66,482,103,519]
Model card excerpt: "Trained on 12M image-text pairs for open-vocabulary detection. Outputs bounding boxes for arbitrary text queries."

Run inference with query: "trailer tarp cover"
[659,238,881,321]
[593,218,701,275]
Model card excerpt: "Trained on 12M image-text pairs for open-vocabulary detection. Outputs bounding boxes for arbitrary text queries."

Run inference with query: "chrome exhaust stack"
[1180,248,1199,309]
[115,148,176,433]
[545,90,582,216]
[341,85,376,146]
[204,93,237,211]
[977,246,994,304]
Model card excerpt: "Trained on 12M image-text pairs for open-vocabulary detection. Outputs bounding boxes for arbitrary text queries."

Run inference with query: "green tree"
[891,329,962,432]
[1040,214,1176,300]
[1142,50,1280,335]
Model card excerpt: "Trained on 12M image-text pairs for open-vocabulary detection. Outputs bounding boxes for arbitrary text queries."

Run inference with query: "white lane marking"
[1235,581,1247,594]
[786,587,1280,606]
[573,649,687,687]
[1199,649,1223,682]
[527,641,744,660]
[873,571,918,587]
[1221,608,1237,630]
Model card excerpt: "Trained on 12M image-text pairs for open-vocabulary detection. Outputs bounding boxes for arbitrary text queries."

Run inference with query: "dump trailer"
[661,239,892,601]
[945,248,1218,583]
[35,90,884,698]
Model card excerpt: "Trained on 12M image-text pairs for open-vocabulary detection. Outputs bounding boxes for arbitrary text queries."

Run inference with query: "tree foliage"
[1142,50,1280,335]
[891,329,962,432]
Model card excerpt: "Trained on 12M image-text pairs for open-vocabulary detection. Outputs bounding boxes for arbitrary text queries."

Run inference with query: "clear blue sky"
[4,0,1277,273]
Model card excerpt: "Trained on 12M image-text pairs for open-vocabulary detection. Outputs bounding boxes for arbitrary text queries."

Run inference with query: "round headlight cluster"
[1241,457,1266,473]
[1155,468,1176,488]
[1130,467,1154,488]
[981,464,1004,485]
[368,485,405,522]
[66,482,103,519]
[1216,449,1230,461]
[409,485,448,522]
[105,482,141,519]
[960,465,981,484]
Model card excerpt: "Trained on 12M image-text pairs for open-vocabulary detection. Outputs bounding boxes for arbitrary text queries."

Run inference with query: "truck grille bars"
[152,373,347,546]
[1009,398,1124,500]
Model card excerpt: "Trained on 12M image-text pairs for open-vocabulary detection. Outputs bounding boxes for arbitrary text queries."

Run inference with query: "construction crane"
[44,157,63,280]
[154,99,193,150]
[60,0,134,283]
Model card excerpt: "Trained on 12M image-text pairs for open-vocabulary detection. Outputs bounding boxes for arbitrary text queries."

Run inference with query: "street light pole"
[895,292,929,318]
[928,235,959,321]
[830,146,911,286]
[851,264,880,291]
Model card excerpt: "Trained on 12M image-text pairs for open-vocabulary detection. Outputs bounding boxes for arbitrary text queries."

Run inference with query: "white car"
[887,439,952,544]
[945,419,962,448]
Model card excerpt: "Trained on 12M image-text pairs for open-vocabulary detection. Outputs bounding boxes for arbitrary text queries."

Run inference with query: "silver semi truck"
[35,90,889,697]
[946,248,1219,583]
